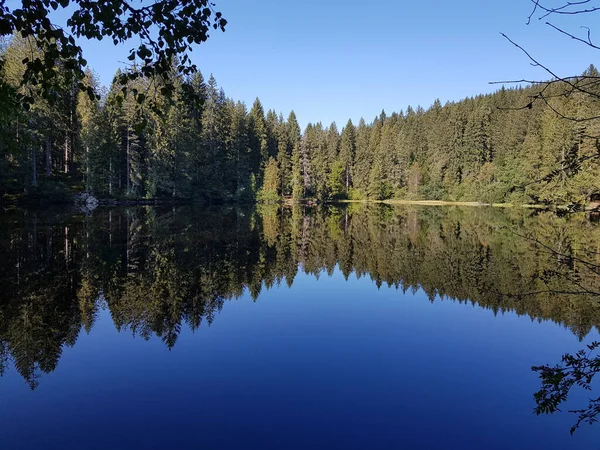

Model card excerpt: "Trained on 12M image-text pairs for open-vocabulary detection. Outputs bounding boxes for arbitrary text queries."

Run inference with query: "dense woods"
[1,204,600,388]
[1,35,600,207]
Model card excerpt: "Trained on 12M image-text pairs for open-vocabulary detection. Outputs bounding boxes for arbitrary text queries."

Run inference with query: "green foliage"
[327,160,346,200]
[291,143,303,200]
[339,119,355,193]
[0,0,226,107]
[1,29,599,209]
[258,157,279,203]
[533,342,600,434]
[348,187,366,200]
[368,158,392,200]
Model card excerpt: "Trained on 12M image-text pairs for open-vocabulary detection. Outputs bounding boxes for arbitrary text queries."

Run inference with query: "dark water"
[1,204,599,449]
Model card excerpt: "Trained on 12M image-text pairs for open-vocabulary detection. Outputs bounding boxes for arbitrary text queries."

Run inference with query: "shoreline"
[334,199,552,209]
[333,199,600,211]
[3,193,599,212]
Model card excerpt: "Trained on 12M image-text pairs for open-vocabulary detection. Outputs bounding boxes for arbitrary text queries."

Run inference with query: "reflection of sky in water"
[0,267,597,450]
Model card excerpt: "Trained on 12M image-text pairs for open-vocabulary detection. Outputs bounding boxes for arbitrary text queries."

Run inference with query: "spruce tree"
[339,119,356,194]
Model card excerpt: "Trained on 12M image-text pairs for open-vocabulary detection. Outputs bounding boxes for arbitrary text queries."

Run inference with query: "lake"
[0,204,599,449]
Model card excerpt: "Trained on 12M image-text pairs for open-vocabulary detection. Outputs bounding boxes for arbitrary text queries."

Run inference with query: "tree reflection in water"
[1,204,599,432]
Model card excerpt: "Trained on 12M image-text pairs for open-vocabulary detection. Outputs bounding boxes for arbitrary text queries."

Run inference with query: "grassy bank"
[335,198,547,208]
[329,198,600,211]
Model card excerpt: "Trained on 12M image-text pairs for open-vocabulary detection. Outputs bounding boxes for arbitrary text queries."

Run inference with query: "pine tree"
[228,101,251,199]
[339,119,356,194]
[77,70,101,192]
[276,113,291,197]
[259,157,280,202]
[249,98,268,179]
[291,142,303,200]
[307,122,328,201]
[352,118,371,197]
[200,74,228,199]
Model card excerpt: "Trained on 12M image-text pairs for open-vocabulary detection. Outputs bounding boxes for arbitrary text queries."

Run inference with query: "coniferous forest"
[1,34,600,207]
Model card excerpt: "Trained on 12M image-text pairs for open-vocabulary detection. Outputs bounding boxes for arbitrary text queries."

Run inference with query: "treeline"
[2,34,600,205]
[1,205,600,388]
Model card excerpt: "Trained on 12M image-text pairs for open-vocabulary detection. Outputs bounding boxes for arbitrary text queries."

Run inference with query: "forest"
[1,204,600,389]
[1,34,600,207]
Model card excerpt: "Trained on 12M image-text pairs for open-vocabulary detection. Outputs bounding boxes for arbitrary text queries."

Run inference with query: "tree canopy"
[0,0,226,104]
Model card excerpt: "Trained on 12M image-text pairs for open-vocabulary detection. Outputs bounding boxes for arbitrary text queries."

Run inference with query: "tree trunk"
[64,226,70,264]
[45,135,52,177]
[345,209,348,232]
[31,147,37,187]
[85,145,90,191]
[126,127,130,193]
[345,165,349,193]
[108,210,113,247]
[64,136,69,174]
[46,226,52,264]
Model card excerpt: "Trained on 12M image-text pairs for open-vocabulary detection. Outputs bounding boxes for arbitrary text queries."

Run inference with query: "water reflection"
[1,204,599,389]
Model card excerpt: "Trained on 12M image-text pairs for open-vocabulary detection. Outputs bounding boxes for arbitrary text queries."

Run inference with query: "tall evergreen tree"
[339,119,356,194]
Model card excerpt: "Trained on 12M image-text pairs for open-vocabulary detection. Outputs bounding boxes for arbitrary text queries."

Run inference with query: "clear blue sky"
[54,0,599,128]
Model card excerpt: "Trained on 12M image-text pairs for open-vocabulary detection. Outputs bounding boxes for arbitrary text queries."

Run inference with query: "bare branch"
[528,0,542,24]
[546,21,600,50]
[529,0,600,20]
[496,33,600,121]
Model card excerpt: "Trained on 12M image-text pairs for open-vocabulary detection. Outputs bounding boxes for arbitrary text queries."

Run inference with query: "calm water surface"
[0,205,599,449]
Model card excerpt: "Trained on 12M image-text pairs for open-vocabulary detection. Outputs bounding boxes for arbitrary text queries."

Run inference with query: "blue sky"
[43,0,600,127]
